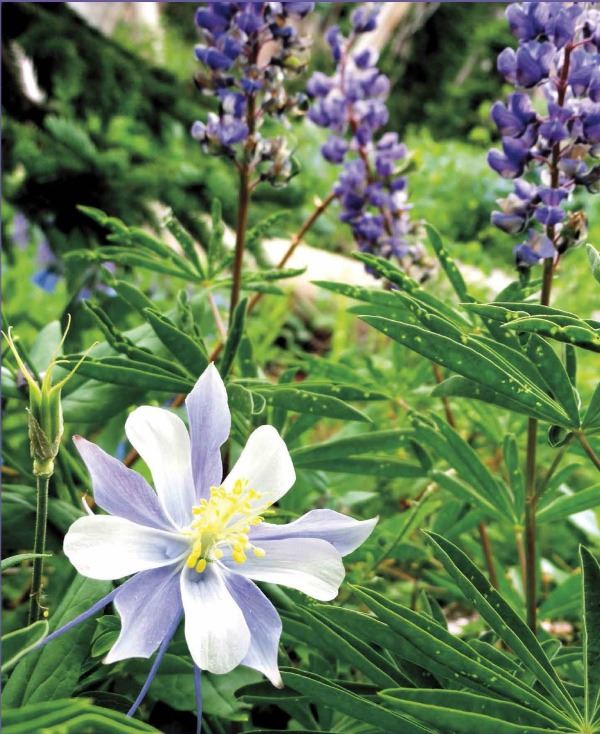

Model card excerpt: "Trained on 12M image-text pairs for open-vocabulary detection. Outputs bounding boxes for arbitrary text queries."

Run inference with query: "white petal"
[222,538,345,601]
[125,406,195,528]
[222,426,295,508]
[63,515,188,580]
[104,566,183,663]
[181,564,250,674]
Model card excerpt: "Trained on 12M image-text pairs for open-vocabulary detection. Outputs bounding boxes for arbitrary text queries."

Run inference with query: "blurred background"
[3,1,597,375]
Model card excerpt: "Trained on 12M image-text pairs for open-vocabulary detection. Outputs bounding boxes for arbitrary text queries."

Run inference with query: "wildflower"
[191,2,313,186]
[41,364,376,721]
[306,3,427,275]
[489,2,600,267]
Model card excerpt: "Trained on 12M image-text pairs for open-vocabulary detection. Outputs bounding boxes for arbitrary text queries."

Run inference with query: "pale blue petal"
[221,538,344,601]
[105,566,183,663]
[185,364,230,500]
[73,436,172,530]
[250,509,377,557]
[222,569,282,687]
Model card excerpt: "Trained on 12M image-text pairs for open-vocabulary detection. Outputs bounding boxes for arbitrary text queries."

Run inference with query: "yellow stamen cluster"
[185,479,269,573]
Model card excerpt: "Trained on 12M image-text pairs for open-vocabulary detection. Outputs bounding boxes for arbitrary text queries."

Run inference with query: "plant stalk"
[577,432,600,471]
[28,474,50,623]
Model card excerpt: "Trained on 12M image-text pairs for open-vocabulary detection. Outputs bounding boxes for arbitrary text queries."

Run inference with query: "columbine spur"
[38,364,376,724]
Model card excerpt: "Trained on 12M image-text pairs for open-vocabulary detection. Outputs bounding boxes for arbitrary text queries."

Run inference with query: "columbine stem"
[195,665,203,734]
[28,474,50,624]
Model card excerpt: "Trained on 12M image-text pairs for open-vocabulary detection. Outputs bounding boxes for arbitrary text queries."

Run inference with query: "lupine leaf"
[143,309,209,377]
[360,316,570,426]
[586,243,600,286]
[537,485,600,524]
[381,689,559,730]
[351,586,566,724]
[295,456,426,477]
[58,357,193,393]
[525,335,580,426]
[581,546,600,720]
[220,298,247,379]
[426,224,471,302]
[112,280,154,313]
[2,699,159,733]
[503,317,600,353]
[380,689,559,734]
[282,669,433,734]
[426,533,579,719]
[254,386,371,422]
[163,210,204,277]
[504,434,524,514]
[290,429,415,463]
[430,471,499,519]
[298,607,403,688]
[583,383,600,431]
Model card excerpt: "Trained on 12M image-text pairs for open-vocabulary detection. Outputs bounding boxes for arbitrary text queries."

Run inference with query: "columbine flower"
[306,3,428,276]
[44,364,375,721]
[489,2,600,267]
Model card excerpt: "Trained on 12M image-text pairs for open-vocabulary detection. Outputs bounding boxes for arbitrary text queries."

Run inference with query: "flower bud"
[3,318,92,477]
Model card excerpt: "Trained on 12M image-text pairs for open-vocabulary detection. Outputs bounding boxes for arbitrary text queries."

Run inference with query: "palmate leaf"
[3,576,112,706]
[425,533,580,722]
[59,357,193,393]
[380,689,560,734]
[426,224,471,303]
[249,385,371,423]
[360,315,572,426]
[581,547,600,721]
[2,698,159,734]
[351,586,569,726]
[220,297,247,379]
[143,309,208,377]
[537,484,600,524]
[281,669,433,734]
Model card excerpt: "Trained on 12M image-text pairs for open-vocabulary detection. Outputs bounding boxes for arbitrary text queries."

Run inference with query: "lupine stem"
[523,40,573,635]
[28,474,50,624]
[577,432,600,471]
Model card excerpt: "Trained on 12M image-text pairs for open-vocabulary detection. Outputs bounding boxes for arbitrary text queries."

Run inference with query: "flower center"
[185,478,269,574]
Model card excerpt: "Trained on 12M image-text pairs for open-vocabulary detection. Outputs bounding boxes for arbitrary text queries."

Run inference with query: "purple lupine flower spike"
[489,2,600,268]
[191,2,313,186]
[306,2,428,277]
[35,364,376,725]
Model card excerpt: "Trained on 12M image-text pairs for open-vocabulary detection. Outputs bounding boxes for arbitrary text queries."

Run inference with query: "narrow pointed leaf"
[581,546,600,720]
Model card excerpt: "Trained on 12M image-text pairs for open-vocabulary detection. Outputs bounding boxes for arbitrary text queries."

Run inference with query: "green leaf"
[537,484,600,524]
[59,357,192,394]
[290,429,414,463]
[504,317,600,354]
[220,298,247,379]
[426,224,471,302]
[298,456,425,477]
[581,546,600,720]
[352,586,566,724]
[426,532,579,719]
[583,383,600,431]
[525,335,580,425]
[1,621,48,673]
[380,689,559,734]
[163,210,204,277]
[254,386,371,423]
[299,606,406,688]
[112,280,154,313]
[3,576,112,706]
[587,244,600,286]
[360,316,569,426]
[208,199,225,274]
[282,669,433,734]
[431,471,499,519]
[504,434,524,515]
[2,699,159,733]
[143,309,208,377]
